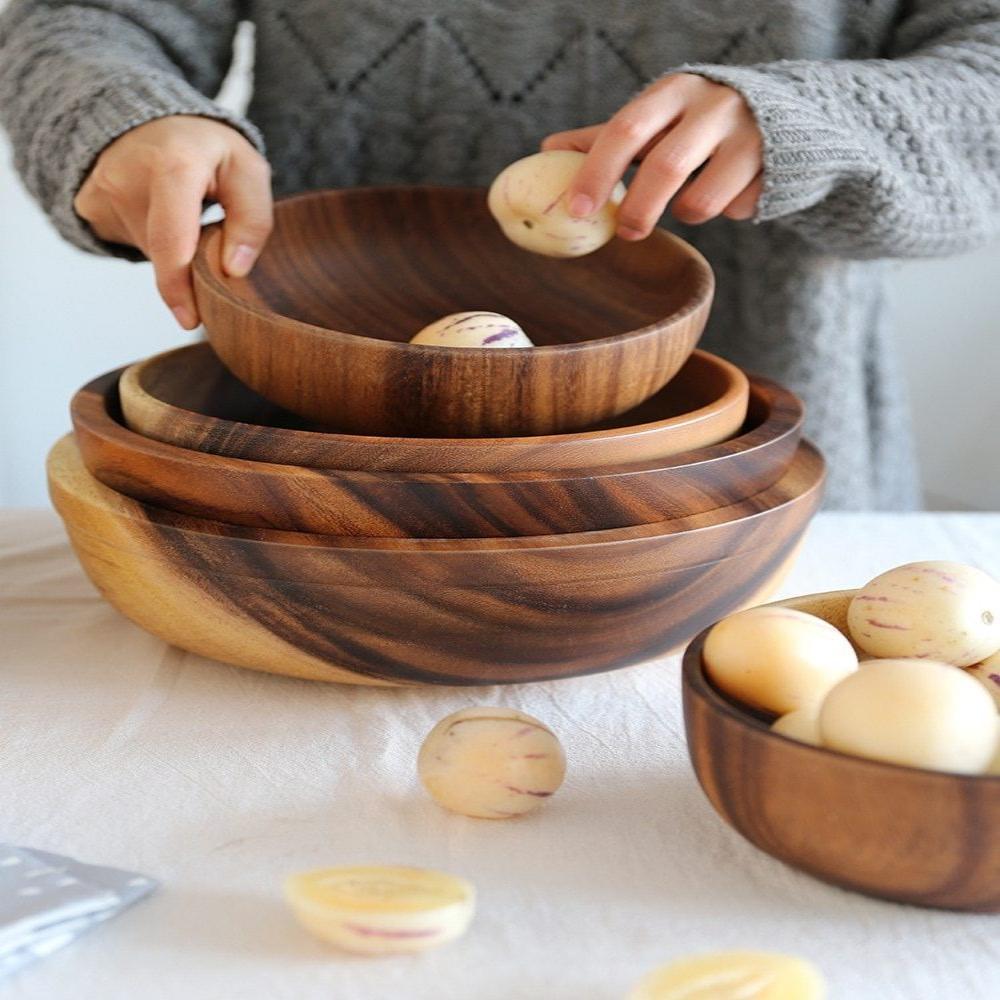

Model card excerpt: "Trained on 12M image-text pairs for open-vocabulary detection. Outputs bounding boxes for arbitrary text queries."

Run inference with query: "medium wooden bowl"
[120,345,749,474]
[77,368,798,538]
[682,590,1000,912]
[48,436,824,686]
[190,187,713,437]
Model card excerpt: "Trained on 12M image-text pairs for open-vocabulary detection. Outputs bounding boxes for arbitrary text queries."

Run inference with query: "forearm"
[680,7,1000,258]
[0,1,262,256]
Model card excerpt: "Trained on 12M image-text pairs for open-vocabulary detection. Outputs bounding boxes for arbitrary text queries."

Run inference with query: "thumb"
[216,149,274,278]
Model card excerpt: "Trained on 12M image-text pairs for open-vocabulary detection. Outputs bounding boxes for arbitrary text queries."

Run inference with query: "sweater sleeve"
[678,1,1000,259]
[0,0,264,257]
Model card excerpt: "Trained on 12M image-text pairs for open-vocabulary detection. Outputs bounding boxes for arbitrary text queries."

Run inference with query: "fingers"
[217,149,273,278]
[615,114,731,239]
[671,138,763,225]
[723,174,764,220]
[541,125,602,154]
[564,84,687,218]
[145,159,211,329]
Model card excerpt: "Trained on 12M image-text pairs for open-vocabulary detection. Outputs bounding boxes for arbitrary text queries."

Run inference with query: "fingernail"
[617,226,645,241]
[226,244,257,277]
[171,306,196,329]
[568,194,594,218]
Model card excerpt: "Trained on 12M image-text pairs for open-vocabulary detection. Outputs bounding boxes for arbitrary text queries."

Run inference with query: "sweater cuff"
[46,69,265,259]
[674,63,869,223]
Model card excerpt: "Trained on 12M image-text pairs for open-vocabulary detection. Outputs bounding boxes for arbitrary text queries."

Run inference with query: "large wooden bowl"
[48,436,824,686]
[683,591,1000,912]
[77,368,799,538]
[120,345,749,474]
[190,188,713,437]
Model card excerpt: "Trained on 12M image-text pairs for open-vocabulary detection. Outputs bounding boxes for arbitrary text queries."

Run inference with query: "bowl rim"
[121,345,751,452]
[190,185,716,359]
[682,589,1000,784]
[50,432,825,555]
[80,365,801,491]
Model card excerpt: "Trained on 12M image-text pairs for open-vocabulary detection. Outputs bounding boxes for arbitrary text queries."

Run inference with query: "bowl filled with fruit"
[682,560,1000,911]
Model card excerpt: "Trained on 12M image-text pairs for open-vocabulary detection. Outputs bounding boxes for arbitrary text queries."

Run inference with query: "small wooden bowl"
[682,591,1000,912]
[191,188,713,437]
[48,436,824,686]
[78,368,798,538]
[120,345,749,474]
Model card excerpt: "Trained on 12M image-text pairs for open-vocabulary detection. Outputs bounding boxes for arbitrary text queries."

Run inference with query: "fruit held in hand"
[819,658,999,774]
[629,949,826,1000]
[410,311,534,348]
[848,561,1000,666]
[488,150,625,257]
[703,606,858,715]
[284,865,475,954]
[418,707,566,819]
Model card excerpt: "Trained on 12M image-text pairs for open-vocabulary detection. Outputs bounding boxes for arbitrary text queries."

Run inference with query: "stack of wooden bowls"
[49,188,825,687]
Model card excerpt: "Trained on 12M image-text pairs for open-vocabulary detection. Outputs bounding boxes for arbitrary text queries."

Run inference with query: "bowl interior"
[208,187,709,346]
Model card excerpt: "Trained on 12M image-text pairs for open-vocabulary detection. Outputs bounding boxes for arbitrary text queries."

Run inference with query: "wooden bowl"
[120,345,749,474]
[191,187,713,437]
[75,368,798,538]
[682,590,1000,912]
[48,436,824,686]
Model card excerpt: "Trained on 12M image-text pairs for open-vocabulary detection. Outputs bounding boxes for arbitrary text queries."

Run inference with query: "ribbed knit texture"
[2,1,999,509]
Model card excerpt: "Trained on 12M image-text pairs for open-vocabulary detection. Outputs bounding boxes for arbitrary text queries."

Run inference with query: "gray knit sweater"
[2,1,1000,509]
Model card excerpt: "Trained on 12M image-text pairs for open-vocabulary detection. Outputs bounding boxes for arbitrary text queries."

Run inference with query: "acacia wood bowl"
[49,436,824,686]
[120,345,749,474]
[683,590,1000,912]
[76,367,798,538]
[190,187,713,437]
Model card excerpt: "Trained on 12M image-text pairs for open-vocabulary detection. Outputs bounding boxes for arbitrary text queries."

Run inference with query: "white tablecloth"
[2,510,999,999]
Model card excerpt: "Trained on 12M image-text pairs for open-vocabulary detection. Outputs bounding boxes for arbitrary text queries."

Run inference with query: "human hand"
[542,73,763,240]
[74,115,273,329]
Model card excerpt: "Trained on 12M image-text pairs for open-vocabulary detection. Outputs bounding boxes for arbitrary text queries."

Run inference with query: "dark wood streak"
[682,591,1000,912]
[50,437,823,686]
[190,187,714,437]
[78,366,800,539]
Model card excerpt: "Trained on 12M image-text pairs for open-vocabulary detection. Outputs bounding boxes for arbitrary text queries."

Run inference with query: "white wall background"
[1,21,998,510]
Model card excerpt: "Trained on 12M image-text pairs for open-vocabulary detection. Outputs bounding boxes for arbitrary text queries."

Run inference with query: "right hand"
[74,115,273,330]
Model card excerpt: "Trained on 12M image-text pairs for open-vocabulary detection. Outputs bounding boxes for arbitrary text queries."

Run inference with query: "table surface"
[2,509,1000,1000]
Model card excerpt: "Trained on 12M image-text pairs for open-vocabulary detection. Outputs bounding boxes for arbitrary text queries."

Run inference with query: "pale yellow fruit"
[771,707,822,746]
[703,606,858,715]
[848,561,1000,666]
[418,707,566,819]
[629,950,826,1000]
[487,150,625,257]
[819,658,999,774]
[284,865,474,955]
[966,649,1000,710]
[410,311,534,348]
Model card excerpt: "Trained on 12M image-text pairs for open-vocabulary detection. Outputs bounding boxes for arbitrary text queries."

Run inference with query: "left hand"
[542,73,763,239]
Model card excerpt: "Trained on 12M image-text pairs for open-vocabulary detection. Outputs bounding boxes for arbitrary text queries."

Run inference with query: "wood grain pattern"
[49,435,824,686]
[682,591,1000,912]
[77,367,799,538]
[120,345,750,473]
[191,187,714,436]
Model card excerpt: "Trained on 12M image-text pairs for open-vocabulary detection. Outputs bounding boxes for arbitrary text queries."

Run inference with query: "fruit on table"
[418,707,566,819]
[629,949,826,1000]
[966,649,1000,710]
[771,707,821,746]
[410,311,534,348]
[847,561,1000,667]
[703,606,858,715]
[487,149,626,257]
[284,865,474,954]
[819,658,999,774]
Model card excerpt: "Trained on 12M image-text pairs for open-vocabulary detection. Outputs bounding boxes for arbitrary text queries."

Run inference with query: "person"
[1,2,998,510]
